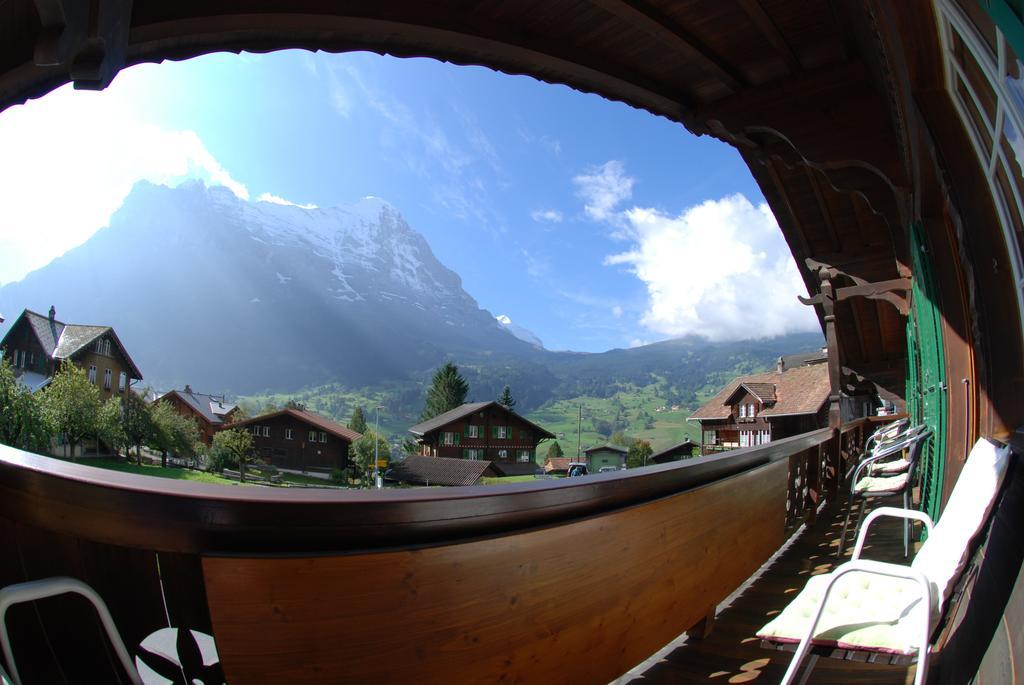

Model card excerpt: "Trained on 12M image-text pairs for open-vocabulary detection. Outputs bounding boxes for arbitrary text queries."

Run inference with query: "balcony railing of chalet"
[0,419,877,684]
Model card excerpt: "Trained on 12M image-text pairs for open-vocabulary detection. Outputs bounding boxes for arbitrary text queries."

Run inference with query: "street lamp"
[374,405,385,489]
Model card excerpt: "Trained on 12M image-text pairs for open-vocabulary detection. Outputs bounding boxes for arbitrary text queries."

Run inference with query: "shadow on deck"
[622,499,916,685]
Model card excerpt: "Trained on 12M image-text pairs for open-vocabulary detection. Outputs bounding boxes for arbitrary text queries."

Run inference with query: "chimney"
[776,356,785,374]
[48,305,55,321]
[184,384,192,394]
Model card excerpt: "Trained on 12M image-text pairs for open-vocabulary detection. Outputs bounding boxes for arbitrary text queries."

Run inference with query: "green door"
[906,221,948,522]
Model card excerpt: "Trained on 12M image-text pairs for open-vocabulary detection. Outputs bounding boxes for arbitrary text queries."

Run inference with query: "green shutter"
[454,432,461,445]
[907,221,948,525]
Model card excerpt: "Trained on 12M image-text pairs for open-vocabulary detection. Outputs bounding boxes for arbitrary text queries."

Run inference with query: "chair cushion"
[868,458,911,476]
[757,570,930,655]
[912,439,1011,606]
[854,472,910,495]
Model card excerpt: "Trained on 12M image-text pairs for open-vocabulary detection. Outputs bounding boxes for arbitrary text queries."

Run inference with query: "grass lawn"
[480,475,542,485]
[82,458,251,486]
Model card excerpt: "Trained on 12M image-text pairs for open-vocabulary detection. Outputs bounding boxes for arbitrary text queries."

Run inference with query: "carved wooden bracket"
[835,277,912,316]
[32,0,132,90]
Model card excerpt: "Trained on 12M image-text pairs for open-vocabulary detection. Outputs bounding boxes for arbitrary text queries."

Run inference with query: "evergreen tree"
[349,405,368,434]
[497,385,516,410]
[546,441,564,459]
[420,361,469,421]
[40,361,101,459]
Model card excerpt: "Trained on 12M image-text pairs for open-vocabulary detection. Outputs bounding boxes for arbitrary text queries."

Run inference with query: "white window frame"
[319,431,327,443]
[285,428,293,440]
[466,448,482,460]
[467,424,479,438]
[118,371,127,391]
[938,0,1024,326]
[263,426,271,438]
[308,430,317,442]
[517,449,531,463]
[498,449,509,459]
[88,365,97,384]
[103,368,112,390]
[759,429,771,445]
[496,425,509,439]
[441,431,456,446]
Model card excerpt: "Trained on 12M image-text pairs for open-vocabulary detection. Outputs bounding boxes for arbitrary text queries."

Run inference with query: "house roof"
[408,401,556,439]
[226,407,362,442]
[491,461,541,477]
[385,456,497,487]
[544,457,574,473]
[732,382,777,404]
[3,309,143,379]
[689,363,831,421]
[158,389,237,425]
[583,444,628,455]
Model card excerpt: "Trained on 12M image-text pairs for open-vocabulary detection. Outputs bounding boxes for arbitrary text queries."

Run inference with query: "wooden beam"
[805,167,842,253]
[590,0,746,92]
[836,278,912,316]
[735,0,801,73]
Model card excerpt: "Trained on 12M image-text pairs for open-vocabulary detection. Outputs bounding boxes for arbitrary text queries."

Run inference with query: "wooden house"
[0,306,143,397]
[689,359,830,456]
[583,444,627,471]
[156,385,238,445]
[225,407,361,472]
[408,401,554,476]
[649,439,699,464]
[543,457,573,475]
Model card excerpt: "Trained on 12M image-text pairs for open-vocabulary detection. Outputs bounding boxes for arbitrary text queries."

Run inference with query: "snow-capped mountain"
[0,181,538,393]
[495,315,544,349]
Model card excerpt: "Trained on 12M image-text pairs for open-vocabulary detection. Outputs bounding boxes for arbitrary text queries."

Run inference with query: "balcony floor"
[621,497,917,684]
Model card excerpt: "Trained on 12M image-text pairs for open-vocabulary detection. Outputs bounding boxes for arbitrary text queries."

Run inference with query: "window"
[103,368,112,390]
[497,449,508,459]
[28,352,34,368]
[285,428,293,440]
[738,404,746,418]
[252,426,261,437]
[88,365,97,383]
[759,430,771,444]
[517,449,532,463]
[441,431,460,446]
[749,403,757,417]
[466,424,480,438]
[494,426,509,439]
[118,371,127,391]
[263,426,271,438]
[308,430,317,442]
[703,430,716,445]
[319,431,327,443]
[464,448,483,460]
[95,339,111,356]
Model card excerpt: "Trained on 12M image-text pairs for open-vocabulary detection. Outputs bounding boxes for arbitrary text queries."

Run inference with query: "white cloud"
[573,160,634,221]
[611,305,623,318]
[530,209,563,223]
[0,64,249,285]
[257,192,318,209]
[604,194,819,341]
[629,338,648,348]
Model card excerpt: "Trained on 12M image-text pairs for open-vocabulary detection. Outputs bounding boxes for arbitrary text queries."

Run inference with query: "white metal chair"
[758,438,1012,685]
[0,576,142,685]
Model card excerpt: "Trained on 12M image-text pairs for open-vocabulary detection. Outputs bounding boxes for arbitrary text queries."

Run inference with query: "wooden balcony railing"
[0,419,880,684]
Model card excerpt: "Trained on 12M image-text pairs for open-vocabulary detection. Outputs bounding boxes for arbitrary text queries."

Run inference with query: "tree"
[608,430,633,448]
[497,385,516,410]
[350,430,391,485]
[209,428,254,481]
[348,405,368,434]
[41,362,100,459]
[546,441,564,459]
[97,397,127,457]
[0,358,52,453]
[121,389,152,464]
[626,440,653,469]
[420,361,469,421]
[148,401,201,468]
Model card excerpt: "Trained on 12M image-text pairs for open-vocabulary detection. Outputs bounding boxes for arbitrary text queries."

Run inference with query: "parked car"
[566,462,588,477]
[598,465,619,473]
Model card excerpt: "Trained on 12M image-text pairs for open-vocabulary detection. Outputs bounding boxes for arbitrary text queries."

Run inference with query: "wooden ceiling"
[0,0,916,397]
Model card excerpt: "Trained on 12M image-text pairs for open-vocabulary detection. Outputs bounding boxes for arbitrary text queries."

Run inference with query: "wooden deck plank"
[625,499,916,684]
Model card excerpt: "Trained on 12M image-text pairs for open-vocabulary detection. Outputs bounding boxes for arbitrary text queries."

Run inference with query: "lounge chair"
[757,438,1012,685]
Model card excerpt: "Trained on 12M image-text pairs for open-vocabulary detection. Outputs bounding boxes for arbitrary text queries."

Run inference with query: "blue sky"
[0,50,818,351]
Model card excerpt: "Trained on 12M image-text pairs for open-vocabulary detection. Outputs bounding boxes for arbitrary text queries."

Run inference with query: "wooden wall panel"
[204,459,788,684]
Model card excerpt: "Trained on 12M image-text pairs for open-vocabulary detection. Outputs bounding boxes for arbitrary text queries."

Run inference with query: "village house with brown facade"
[0,306,143,397]
[689,356,831,456]
[156,385,238,445]
[225,407,361,472]
[408,401,554,476]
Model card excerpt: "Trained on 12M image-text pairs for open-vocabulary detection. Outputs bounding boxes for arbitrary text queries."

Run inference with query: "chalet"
[0,306,143,396]
[156,385,238,445]
[583,444,627,471]
[688,358,830,456]
[649,439,698,464]
[385,456,499,487]
[543,457,573,475]
[408,401,554,476]
[225,407,361,472]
